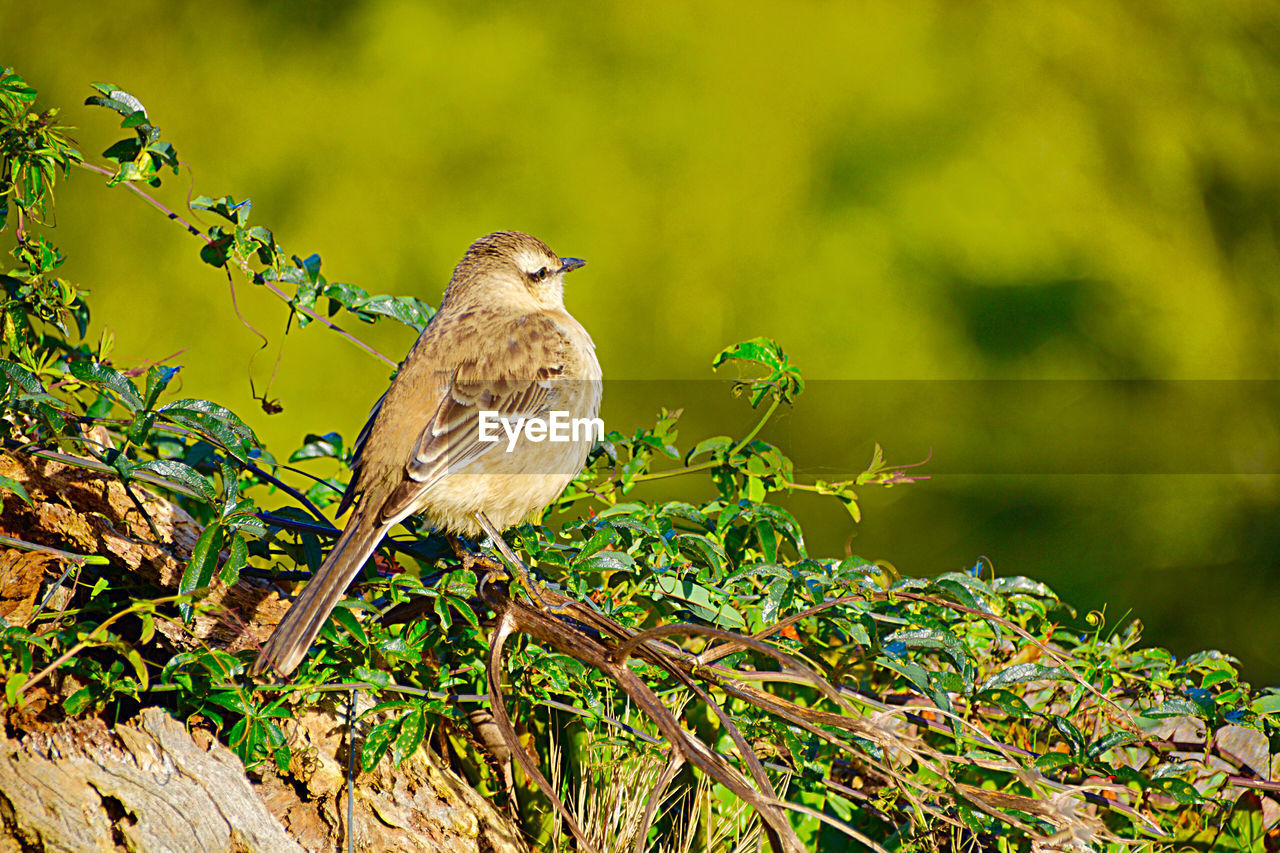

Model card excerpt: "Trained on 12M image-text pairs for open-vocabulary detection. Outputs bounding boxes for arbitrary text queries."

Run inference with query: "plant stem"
[0,533,102,564]
[74,161,395,367]
[631,397,782,484]
[18,595,185,698]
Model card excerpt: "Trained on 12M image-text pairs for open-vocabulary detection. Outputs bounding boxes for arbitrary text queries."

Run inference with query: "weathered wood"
[0,707,303,852]
[0,450,288,652]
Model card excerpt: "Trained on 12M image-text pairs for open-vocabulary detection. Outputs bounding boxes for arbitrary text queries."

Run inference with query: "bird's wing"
[374,313,570,525]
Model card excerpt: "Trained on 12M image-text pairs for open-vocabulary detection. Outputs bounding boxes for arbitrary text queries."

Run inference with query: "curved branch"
[614,622,851,713]
[484,609,599,853]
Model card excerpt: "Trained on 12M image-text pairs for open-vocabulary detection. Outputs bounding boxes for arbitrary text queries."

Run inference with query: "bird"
[253,231,601,677]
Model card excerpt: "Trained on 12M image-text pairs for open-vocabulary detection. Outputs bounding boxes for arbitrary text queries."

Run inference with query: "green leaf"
[220,532,248,585]
[1248,693,1280,716]
[63,686,93,715]
[143,364,180,410]
[992,576,1061,600]
[1047,714,1086,757]
[657,501,713,530]
[362,719,397,772]
[1142,697,1204,718]
[394,706,426,762]
[178,522,224,620]
[289,431,344,462]
[653,574,746,628]
[332,606,368,646]
[685,435,733,465]
[138,459,217,503]
[444,594,479,630]
[0,359,44,394]
[204,690,249,715]
[980,663,1066,691]
[0,474,32,510]
[1086,730,1136,759]
[978,688,1034,718]
[191,195,250,225]
[711,337,804,404]
[573,525,617,564]
[158,399,259,457]
[881,659,933,697]
[352,294,436,330]
[1149,776,1203,804]
[1033,751,1074,772]
[713,337,784,371]
[750,504,806,557]
[596,502,650,519]
[755,519,778,562]
[885,626,970,670]
[576,549,637,574]
[675,533,727,574]
[85,84,147,119]
[353,665,391,688]
[68,360,143,410]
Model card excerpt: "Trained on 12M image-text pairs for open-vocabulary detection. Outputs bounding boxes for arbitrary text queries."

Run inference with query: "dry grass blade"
[632,752,686,853]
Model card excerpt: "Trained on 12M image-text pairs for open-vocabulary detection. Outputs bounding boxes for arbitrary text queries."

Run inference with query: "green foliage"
[1,71,1276,853]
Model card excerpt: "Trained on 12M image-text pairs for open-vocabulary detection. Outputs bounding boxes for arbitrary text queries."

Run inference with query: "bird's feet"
[449,530,550,609]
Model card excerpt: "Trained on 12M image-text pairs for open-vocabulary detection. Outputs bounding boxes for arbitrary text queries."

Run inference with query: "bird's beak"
[558,257,586,274]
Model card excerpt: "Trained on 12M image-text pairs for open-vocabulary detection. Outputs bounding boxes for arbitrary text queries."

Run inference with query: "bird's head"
[444,231,586,313]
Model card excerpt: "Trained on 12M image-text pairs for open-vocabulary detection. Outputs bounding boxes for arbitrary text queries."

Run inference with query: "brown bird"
[254,231,602,677]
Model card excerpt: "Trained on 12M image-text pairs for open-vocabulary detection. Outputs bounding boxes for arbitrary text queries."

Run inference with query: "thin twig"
[75,160,395,367]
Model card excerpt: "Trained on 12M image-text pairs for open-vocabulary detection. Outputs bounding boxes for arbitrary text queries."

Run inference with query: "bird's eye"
[529,267,549,282]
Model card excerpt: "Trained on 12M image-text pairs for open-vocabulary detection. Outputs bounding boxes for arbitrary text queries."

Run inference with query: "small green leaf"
[980,663,1066,691]
[685,435,733,465]
[143,364,180,410]
[713,337,784,371]
[1047,714,1086,757]
[353,665,390,688]
[159,399,259,457]
[1248,693,1280,716]
[332,606,368,645]
[1142,697,1204,718]
[0,474,31,509]
[139,459,217,503]
[352,294,436,331]
[394,707,426,763]
[886,626,970,670]
[0,359,44,393]
[576,549,635,573]
[289,432,345,462]
[362,719,396,772]
[978,688,1034,718]
[654,574,746,628]
[63,686,93,715]
[573,525,617,564]
[178,522,224,620]
[68,360,143,410]
[1086,730,1136,759]
[220,532,248,585]
[1033,751,1074,772]
[1149,776,1203,804]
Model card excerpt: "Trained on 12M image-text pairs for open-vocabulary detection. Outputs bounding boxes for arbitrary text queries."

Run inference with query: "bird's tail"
[253,509,389,677]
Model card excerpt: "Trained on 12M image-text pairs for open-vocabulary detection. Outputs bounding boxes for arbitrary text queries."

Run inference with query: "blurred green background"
[6,1,1280,680]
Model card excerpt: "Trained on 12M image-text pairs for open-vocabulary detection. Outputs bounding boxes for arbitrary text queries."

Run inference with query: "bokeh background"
[6,1,1280,680]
